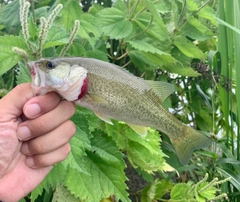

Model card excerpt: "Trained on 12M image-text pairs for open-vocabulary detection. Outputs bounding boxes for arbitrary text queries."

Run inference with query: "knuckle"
[35,117,49,133]
[61,144,71,158]
[66,121,76,136]
[34,155,47,167]
[30,140,44,154]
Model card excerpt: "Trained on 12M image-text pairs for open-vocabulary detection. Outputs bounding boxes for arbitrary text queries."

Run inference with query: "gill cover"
[28,59,88,101]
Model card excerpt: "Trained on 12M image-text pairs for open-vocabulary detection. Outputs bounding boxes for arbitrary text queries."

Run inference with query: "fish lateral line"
[76,78,88,100]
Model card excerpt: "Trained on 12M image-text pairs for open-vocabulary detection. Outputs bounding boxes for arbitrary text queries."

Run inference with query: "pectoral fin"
[128,124,148,137]
[145,80,175,102]
[94,112,113,125]
[86,94,106,103]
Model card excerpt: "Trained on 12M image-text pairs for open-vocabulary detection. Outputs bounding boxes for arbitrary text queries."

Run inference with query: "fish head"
[27,58,88,101]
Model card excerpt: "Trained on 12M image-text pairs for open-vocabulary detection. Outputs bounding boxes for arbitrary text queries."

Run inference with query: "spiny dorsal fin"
[145,80,175,102]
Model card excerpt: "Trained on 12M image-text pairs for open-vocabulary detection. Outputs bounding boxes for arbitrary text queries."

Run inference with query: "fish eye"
[46,61,55,69]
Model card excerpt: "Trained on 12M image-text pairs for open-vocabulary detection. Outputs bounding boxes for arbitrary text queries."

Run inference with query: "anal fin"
[128,124,148,137]
[94,112,113,125]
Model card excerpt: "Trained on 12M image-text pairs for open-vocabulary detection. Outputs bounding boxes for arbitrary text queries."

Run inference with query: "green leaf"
[129,50,176,70]
[31,163,67,201]
[86,50,109,62]
[0,0,20,33]
[79,14,101,42]
[57,1,82,32]
[217,167,240,191]
[173,36,205,59]
[141,0,169,40]
[106,122,167,173]
[65,133,130,202]
[16,62,31,85]
[170,183,193,200]
[187,15,213,34]
[141,179,173,201]
[52,185,80,202]
[127,40,168,55]
[43,27,70,49]
[0,35,28,76]
[197,182,217,200]
[97,7,133,39]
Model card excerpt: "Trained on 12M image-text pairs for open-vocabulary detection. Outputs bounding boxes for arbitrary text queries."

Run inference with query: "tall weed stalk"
[218,0,240,200]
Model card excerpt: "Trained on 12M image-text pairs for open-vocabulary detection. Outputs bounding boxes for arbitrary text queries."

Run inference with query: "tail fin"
[170,126,212,165]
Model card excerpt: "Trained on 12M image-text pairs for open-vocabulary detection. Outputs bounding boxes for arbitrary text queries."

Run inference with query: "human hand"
[0,83,76,202]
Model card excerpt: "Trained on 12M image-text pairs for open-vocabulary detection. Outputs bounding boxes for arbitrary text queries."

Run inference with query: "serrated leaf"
[129,50,176,70]
[127,40,168,55]
[97,8,133,39]
[78,14,101,43]
[57,1,82,32]
[0,0,20,32]
[105,122,167,173]
[43,27,70,49]
[173,36,205,59]
[65,133,129,202]
[86,50,108,61]
[31,163,66,201]
[16,62,31,85]
[170,183,193,200]
[187,15,212,34]
[52,185,80,202]
[197,182,217,200]
[142,0,169,40]
[0,35,28,76]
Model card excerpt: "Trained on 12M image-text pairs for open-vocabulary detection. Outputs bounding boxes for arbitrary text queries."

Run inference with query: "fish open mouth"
[27,62,36,77]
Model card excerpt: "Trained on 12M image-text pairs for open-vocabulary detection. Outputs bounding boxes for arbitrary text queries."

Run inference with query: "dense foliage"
[0,0,240,201]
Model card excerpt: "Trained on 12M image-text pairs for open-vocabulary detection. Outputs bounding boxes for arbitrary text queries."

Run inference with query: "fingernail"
[26,157,35,168]
[17,126,31,140]
[21,143,30,155]
[25,103,41,118]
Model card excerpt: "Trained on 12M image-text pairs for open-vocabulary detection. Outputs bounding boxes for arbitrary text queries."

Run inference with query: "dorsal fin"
[145,80,175,102]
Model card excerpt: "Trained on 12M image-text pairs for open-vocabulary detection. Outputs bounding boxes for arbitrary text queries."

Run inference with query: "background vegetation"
[0,0,240,201]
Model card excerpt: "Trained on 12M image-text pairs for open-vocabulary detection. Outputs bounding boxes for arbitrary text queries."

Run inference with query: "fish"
[27,57,212,164]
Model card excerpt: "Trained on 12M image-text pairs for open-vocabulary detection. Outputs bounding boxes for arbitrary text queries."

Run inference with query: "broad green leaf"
[128,141,166,173]
[78,14,101,44]
[16,62,31,85]
[0,35,28,76]
[197,182,217,200]
[127,40,168,55]
[170,183,193,200]
[60,39,86,57]
[65,133,130,202]
[57,1,82,32]
[141,179,173,202]
[187,15,213,34]
[0,0,20,33]
[129,50,176,70]
[186,0,198,11]
[86,50,109,61]
[173,36,205,59]
[30,163,66,201]
[52,185,80,202]
[43,27,70,49]
[142,0,169,40]
[106,123,167,173]
[134,12,170,42]
[97,8,133,39]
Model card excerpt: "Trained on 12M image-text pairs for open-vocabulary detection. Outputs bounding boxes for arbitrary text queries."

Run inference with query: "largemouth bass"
[27,57,211,164]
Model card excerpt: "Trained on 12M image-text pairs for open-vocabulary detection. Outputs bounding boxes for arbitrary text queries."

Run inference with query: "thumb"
[0,83,34,121]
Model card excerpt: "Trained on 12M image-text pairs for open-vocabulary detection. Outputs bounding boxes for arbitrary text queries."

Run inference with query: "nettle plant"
[0,0,231,201]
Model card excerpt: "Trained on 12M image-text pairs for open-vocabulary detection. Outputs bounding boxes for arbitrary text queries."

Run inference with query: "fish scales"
[27,57,212,164]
